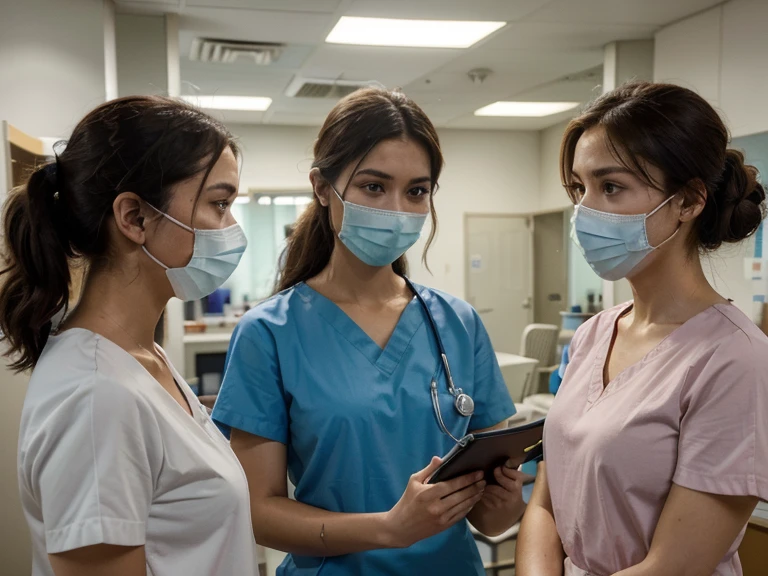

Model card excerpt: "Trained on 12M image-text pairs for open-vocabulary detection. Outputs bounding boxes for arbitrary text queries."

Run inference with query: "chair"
[470,522,519,575]
[519,324,560,398]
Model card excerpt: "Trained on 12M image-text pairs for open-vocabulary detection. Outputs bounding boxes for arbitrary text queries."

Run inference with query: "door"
[533,211,567,326]
[466,215,533,354]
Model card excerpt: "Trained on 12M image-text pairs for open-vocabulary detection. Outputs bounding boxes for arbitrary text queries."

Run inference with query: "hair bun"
[709,149,765,247]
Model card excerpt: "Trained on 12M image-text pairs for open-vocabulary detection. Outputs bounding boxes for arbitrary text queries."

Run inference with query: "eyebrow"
[206,182,238,195]
[354,168,432,186]
[571,166,635,180]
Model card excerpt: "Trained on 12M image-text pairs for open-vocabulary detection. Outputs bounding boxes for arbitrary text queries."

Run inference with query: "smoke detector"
[189,38,283,65]
[285,76,377,99]
[467,68,493,85]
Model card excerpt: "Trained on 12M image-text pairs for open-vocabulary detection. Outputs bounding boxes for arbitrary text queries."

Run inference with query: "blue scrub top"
[213,281,516,576]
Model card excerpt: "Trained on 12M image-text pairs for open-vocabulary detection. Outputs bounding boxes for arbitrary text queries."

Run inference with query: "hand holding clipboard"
[428,418,545,485]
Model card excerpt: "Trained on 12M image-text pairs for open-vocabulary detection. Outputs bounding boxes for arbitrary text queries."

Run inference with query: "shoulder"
[696,304,768,373]
[235,285,305,337]
[415,283,479,323]
[569,304,627,352]
[21,331,162,459]
[411,283,486,343]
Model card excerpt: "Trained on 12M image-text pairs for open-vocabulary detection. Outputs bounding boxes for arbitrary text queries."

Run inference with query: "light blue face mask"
[571,194,678,281]
[142,204,247,301]
[331,185,428,267]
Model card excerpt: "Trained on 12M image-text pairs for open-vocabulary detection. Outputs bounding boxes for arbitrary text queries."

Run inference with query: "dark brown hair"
[0,95,237,371]
[561,81,765,250]
[276,87,444,292]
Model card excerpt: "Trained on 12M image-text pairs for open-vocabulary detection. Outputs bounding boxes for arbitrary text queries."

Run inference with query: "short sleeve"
[673,334,768,500]
[468,310,517,431]
[35,376,161,554]
[212,315,289,444]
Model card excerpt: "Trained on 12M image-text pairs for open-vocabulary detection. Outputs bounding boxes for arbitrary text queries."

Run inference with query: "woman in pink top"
[516,82,768,576]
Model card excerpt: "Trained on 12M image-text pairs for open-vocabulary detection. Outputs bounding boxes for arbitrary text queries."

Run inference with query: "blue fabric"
[549,344,570,395]
[213,281,516,576]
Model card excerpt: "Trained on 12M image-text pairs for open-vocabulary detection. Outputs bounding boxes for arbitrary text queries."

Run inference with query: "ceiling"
[114,0,724,130]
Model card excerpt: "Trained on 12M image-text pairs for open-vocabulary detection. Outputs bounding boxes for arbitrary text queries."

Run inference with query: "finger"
[483,485,510,501]
[494,467,522,492]
[435,470,485,497]
[414,456,443,483]
[500,466,526,481]
[444,492,484,525]
[480,489,506,508]
[437,480,486,511]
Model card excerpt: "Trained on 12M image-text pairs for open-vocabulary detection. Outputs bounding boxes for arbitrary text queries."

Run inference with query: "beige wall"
[229,123,542,299]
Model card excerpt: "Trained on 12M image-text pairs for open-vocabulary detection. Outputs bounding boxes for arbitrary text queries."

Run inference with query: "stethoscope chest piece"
[454,392,475,417]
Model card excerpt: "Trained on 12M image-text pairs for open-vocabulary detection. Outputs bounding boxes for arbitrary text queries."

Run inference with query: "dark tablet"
[428,418,545,485]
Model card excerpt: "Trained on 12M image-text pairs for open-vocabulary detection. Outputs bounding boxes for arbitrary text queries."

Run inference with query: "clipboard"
[427,418,545,485]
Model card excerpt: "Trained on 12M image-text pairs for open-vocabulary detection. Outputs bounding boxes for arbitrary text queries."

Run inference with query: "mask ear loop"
[141,202,195,269]
[647,193,682,249]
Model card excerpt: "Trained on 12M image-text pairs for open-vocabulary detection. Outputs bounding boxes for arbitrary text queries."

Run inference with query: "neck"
[313,240,405,305]
[627,246,721,325]
[67,264,168,350]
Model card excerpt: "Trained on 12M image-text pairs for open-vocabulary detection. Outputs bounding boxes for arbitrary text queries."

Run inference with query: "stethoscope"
[403,277,475,445]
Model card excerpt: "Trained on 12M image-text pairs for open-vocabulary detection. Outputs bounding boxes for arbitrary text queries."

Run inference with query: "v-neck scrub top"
[212,281,516,575]
[544,303,768,576]
[18,329,258,576]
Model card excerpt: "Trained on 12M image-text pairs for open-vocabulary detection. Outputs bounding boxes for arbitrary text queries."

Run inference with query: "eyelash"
[214,200,230,212]
[361,183,430,197]
[564,182,622,196]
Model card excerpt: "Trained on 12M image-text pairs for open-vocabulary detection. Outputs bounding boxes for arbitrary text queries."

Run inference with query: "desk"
[494,352,539,403]
[183,332,233,389]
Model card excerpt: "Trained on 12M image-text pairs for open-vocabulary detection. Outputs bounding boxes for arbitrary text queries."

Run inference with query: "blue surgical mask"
[142,204,247,301]
[571,194,678,281]
[331,185,428,267]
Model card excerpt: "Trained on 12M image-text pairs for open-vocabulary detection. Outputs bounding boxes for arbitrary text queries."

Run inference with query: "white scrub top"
[17,328,257,576]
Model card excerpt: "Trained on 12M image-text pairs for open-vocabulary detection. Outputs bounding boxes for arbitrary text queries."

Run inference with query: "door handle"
[477,308,494,314]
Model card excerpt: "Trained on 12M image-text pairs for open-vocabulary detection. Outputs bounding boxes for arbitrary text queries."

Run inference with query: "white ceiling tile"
[525,0,723,26]
[443,109,579,131]
[179,7,335,44]
[346,0,552,21]
[185,0,341,12]
[302,44,459,88]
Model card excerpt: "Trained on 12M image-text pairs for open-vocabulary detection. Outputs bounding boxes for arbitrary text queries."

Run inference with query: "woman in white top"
[1,96,257,576]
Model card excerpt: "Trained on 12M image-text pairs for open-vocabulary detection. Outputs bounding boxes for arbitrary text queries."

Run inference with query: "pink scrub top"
[544,302,768,576]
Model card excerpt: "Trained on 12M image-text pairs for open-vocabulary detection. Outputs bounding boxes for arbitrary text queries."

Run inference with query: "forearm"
[515,504,564,576]
[253,495,395,557]
[467,497,525,536]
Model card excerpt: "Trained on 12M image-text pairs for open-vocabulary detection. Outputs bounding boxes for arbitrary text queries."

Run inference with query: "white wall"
[116,14,168,97]
[228,124,541,300]
[0,0,107,139]
[655,0,768,138]
[540,120,570,212]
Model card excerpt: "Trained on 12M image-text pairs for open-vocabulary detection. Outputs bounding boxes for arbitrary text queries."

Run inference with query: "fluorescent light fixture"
[326,16,505,49]
[474,101,580,117]
[257,196,272,206]
[273,196,296,206]
[294,196,312,206]
[181,95,272,111]
[234,195,250,204]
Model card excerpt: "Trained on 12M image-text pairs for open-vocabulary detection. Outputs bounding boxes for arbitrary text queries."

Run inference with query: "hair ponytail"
[0,95,237,373]
[0,164,72,371]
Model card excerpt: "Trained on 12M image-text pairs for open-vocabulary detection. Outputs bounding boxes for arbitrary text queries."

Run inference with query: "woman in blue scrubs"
[212,88,524,575]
